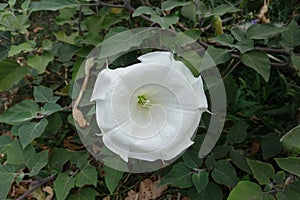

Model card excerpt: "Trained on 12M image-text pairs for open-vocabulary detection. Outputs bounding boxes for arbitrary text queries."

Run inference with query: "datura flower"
[91,51,207,162]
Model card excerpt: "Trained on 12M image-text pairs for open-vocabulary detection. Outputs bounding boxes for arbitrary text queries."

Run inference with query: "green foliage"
[0,0,299,199]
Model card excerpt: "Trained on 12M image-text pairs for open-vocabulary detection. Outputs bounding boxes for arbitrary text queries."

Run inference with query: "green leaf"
[0,100,39,125]
[240,50,271,82]
[27,51,53,74]
[14,13,29,34]
[187,182,223,200]
[132,6,155,17]
[228,181,275,200]
[66,188,98,200]
[41,103,62,116]
[226,121,248,144]
[162,0,190,11]
[103,165,124,194]
[211,160,238,187]
[230,27,246,41]
[230,149,251,174]
[291,55,300,77]
[30,0,79,12]
[213,33,234,47]
[54,31,80,46]
[200,46,231,68]
[34,86,53,103]
[205,4,240,17]
[26,150,49,176]
[261,133,282,159]
[280,20,300,49]
[49,148,74,171]
[6,139,34,165]
[280,124,300,153]
[0,136,12,152]
[192,171,209,193]
[151,15,179,29]
[54,173,75,200]
[181,2,197,22]
[275,157,300,177]
[8,40,35,57]
[213,145,231,159]
[75,165,97,187]
[234,39,254,53]
[160,162,192,188]
[18,119,48,148]
[0,59,27,92]
[246,24,286,40]
[183,151,202,169]
[247,159,275,185]
[0,165,16,200]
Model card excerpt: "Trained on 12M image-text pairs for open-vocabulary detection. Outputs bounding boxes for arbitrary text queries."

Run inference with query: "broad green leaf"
[75,165,97,187]
[54,31,80,46]
[247,159,275,185]
[0,46,8,62]
[103,165,124,194]
[213,33,234,47]
[66,188,98,200]
[280,124,300,153]
[275,157,300,177]
[49,148,74,171]
[0,3,8,10]
[226,121,248,144]
[41,103,62,116]
[261,133,282,159]
[277,190,300,200]
[27,51,54,74]
[54,173,75,200]
[34,86,53,103]
[8,40,35,57]
[50,42,79,62]
[182,151,202,169]
[211,160,238,187]
[160,162,192,188]
[280,20,300,49]
[212,145,231,159]
[200,46,231,68]
[26,150,49,176]
[0,100,39,125]
[240,50,271,82]
[14,13,29,34]
[291,55,300,77]
[6,139,34,165]
[234,39,254,53]
[30,0,79,12]
[246,24,286,40]
[230,149,251,174]
[230,27,246,41]
[18,119,48,148]
[0,136,12,152]
[181,3,197,22]
[228,181,275,200]
[0,165,16,200]
[205,4,240,17]
[0,59,27,92]
[187,182,222,200]
[192,171,209,193]
[162,0,190,11]
[151,15,179,29]
[132,6,155,17]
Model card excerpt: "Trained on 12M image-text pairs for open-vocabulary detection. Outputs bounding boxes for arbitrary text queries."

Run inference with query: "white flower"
[91,51,207,162]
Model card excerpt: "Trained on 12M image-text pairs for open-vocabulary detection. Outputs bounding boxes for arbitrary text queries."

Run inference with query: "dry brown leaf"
[125,190,139,200]
[43,186,54,200]
[103,195,111,200]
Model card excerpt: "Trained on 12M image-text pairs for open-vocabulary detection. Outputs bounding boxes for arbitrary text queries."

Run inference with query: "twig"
[16,176,55,200]
[254,46,290,55]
